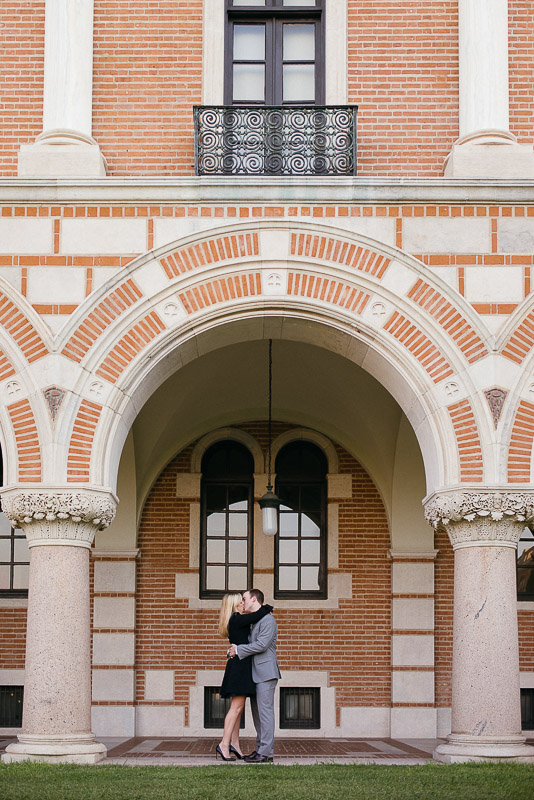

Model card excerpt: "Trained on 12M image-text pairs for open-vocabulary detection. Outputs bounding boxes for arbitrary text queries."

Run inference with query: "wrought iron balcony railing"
[194,105,357,176]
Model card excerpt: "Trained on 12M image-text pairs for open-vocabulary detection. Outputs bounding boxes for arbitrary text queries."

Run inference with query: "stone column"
[0,488,117,764]
[425,489,534,763]
[18,0,106,177]
[444,0,534,177]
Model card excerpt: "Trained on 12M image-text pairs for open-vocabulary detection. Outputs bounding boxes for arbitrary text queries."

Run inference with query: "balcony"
[194,106,357,177]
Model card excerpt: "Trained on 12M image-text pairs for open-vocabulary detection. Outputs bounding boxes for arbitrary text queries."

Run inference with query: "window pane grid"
[0,525,29,596]
[201,441,254,598]
[226,1,323,106]
[276,475,325,598]
[204,483,250,593]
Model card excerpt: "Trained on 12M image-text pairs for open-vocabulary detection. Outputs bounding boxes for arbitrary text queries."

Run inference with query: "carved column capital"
[424,488,534,549]
[0,487,117,548]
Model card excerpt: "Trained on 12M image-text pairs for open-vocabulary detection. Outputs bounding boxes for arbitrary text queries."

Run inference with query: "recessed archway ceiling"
[132,335,422,520]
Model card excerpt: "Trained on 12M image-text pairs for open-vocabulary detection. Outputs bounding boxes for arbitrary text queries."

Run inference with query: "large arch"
[0,221,496,491]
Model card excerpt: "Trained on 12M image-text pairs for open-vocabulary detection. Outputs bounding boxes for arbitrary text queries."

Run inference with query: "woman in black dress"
[216,592,273,761]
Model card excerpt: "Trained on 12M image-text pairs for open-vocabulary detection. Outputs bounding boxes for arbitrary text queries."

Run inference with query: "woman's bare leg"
[230,699,246,755]
[219,696,245,756]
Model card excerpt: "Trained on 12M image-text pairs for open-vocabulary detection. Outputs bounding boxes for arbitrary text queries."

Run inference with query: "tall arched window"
[275,440,327,598]
[200,440,254,598]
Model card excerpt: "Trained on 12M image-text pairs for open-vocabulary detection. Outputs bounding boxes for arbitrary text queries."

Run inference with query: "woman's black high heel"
[229,745,244,759]
[216,744,236,761]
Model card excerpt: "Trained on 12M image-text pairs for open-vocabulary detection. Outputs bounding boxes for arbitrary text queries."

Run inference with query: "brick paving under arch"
[102,736,442,765]
[2,735,534,765]
[0,735,444,765]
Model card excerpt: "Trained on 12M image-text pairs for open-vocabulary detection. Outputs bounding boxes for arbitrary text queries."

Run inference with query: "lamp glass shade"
[259,488,280,536]
[262,504,278,536]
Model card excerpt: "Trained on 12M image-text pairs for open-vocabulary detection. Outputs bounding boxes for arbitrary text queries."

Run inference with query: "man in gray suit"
[227,588,281,763]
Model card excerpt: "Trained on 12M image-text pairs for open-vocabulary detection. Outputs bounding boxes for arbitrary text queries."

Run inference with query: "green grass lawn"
[0,762,533,800]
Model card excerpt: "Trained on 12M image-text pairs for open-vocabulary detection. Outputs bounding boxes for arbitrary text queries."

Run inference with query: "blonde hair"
[218,592,242,638]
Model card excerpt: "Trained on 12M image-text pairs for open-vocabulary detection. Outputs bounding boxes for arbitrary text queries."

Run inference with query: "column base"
[434,733,534,764]
[443,142,534,178]
[1,733,107,765]
[18,130,107,178]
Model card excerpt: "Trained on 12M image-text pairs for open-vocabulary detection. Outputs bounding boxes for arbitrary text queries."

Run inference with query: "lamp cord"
[267,338,272,490]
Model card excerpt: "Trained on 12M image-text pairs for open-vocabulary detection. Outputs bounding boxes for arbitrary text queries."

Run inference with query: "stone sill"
[0,597,28,609]
[2,176,534,204]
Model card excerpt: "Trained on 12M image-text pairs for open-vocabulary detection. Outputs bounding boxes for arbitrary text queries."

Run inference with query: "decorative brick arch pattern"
[507,400,534,483]
[408,279,488,364]
[447,399,484,483]
[501,308,534,364]
[67,399,103,482]
[0,349,16,382]
[8,398,42,482]
[383,311,454,384]
[59,224,492,486]
[178,273,261,314]
[95,312,166,384]
[62,278,143,363]
[290,231,390,278]
[287,271,370,314]
[161,232,259,279]
[0,292,48,363]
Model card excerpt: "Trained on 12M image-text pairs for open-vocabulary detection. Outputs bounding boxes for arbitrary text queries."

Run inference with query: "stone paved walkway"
[3,736,533,766]
[0,735,441,765]
[100,736,443,765]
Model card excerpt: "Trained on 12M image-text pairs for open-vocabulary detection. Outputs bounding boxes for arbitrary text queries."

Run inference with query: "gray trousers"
[250,679,277,757]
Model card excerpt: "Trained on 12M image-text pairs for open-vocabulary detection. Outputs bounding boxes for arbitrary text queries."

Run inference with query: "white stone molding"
[0,487,117,548]
[18,0,106,177]
[444,0,534,177]
[190,427,264,474]
[424,488,534,549]
[458,0,511,145]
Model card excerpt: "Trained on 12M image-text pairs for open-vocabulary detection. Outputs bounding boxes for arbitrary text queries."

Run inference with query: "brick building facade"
[1,0,534,764]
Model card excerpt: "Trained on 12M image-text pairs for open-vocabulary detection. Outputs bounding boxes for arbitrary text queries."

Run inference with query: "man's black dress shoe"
[244,752,273,763]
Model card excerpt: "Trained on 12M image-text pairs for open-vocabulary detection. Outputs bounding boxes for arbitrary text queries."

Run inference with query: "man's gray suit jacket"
[236,612,281,682]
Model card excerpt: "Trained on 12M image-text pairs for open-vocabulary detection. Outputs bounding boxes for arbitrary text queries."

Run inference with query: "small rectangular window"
[521,688,534,730]
[0,686,24,727]
[279,687,320,729]
[204,687,245,729]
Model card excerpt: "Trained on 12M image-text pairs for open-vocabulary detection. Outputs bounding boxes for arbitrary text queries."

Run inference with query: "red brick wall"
[92,0,203,176]
[135,424,391,718]
[509,0,534,145]
[347,0,458,176]
[0,607,27,668]
[1,1,534,177]
[0,1,45,176]
[519,611,534,671]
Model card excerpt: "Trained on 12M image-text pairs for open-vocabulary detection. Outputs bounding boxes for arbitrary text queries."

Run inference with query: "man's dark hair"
[248,588,264,605]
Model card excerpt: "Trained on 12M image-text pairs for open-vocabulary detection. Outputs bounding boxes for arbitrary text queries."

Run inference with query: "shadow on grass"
[1,762,534,800]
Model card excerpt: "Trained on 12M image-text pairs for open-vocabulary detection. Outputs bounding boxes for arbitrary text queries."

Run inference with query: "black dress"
[220,605,273,698]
